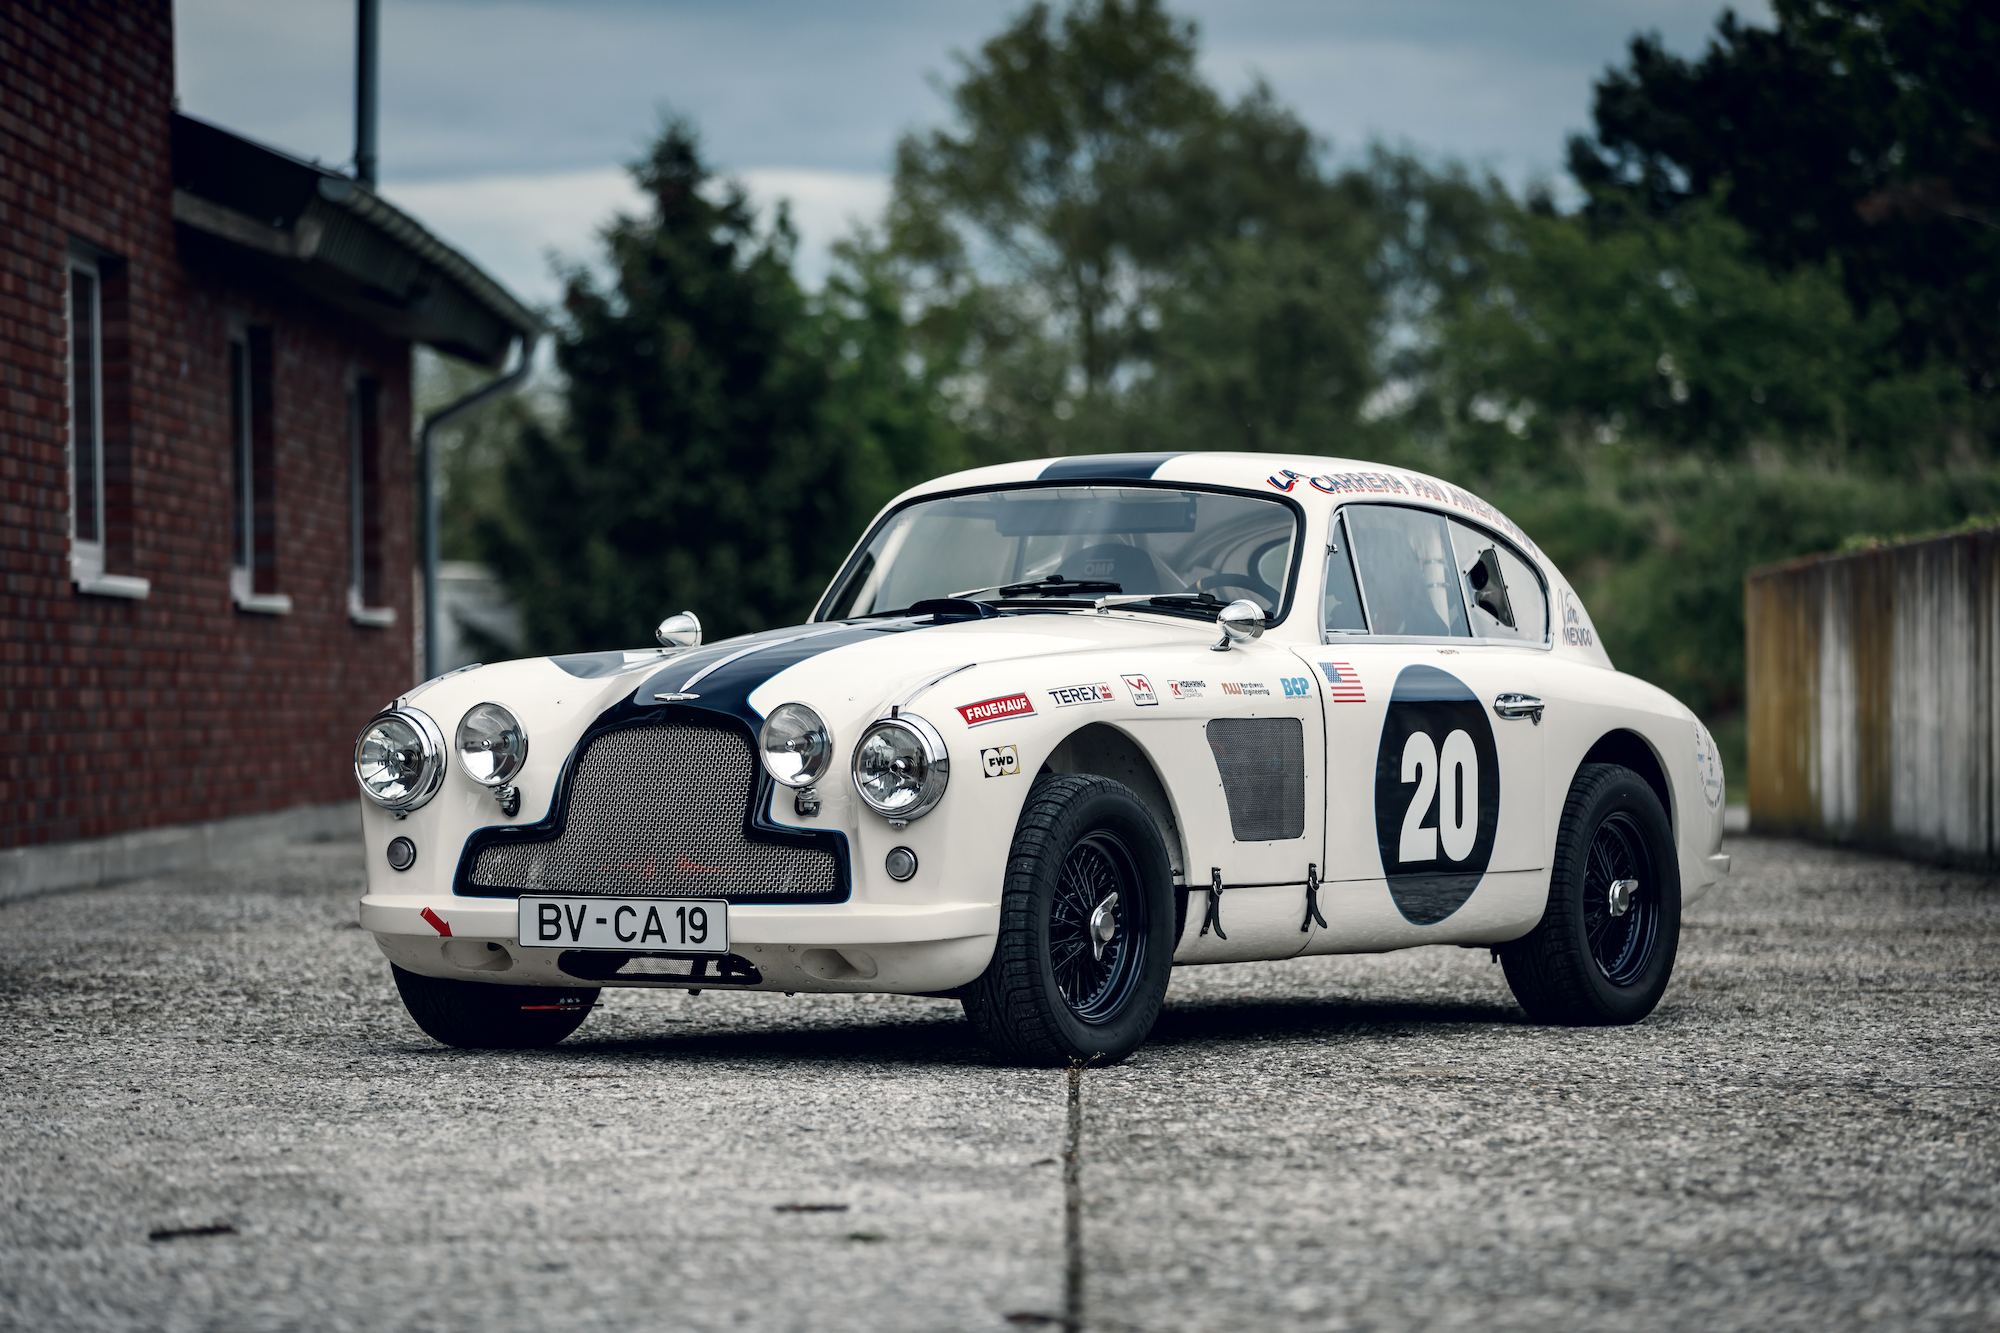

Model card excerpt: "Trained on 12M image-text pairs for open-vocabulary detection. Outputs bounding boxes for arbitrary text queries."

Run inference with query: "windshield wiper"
[1094,592,1229,620]
[951,574,1124,600]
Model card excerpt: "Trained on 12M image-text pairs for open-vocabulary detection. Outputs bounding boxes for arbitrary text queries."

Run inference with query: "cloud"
[386,166,890,308]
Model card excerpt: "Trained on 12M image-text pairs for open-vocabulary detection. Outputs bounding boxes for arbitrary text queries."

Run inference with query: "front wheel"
[391,965,599,1049]
[1500,763,1681,1025]
[962,774,1176,1066]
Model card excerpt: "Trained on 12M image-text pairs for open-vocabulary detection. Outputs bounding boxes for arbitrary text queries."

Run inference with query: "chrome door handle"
[1493,693,1543,724]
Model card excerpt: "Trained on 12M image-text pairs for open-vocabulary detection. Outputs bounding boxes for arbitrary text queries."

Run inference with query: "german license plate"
[517,897,729,953]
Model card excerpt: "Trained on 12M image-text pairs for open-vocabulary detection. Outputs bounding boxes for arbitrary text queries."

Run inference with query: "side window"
[1344,505,1469,638]
[1446,518,1548,643]
[229,326,288,614]
[1322,511,1366,633]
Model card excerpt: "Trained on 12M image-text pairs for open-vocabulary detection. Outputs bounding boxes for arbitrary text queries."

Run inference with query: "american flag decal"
[1320,662,1366,703]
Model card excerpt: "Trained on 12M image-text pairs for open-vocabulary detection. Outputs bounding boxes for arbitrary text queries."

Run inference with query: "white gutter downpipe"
[417,334,539,681]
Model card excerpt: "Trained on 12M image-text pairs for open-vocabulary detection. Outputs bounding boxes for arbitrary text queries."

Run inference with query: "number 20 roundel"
[1372,665,1499,925]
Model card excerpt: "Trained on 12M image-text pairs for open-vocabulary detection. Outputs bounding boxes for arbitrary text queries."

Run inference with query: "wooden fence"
[1747,527,2000,866]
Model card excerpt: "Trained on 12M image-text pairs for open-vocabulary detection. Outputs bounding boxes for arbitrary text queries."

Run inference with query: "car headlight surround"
[456,702,529,787]
[758,702,833,789]
[851,712,950,821]
[354,708,447,812]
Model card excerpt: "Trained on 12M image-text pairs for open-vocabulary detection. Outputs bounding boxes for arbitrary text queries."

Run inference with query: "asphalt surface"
[1,833,1995,1332]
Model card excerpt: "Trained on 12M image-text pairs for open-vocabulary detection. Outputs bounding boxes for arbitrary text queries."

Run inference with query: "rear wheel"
[962,774,1175,1066]
[391,965,598,1049]
[1500,763,1680,1025]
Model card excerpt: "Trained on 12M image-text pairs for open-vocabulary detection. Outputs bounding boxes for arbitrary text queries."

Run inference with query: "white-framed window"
[228,326,290,615]
[347,375,394,626]
[66,249,147,600]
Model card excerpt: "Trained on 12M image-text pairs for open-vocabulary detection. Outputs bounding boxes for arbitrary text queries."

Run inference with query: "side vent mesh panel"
[1205,718,1305,841]
[470,723,842,901]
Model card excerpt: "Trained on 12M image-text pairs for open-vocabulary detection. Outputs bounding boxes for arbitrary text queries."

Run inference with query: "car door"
[1308,503,1548,942]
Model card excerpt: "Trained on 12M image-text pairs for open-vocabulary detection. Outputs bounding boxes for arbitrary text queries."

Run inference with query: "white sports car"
[355,453,1729,1063]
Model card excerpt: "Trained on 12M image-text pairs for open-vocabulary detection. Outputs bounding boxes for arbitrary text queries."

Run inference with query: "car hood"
[624,610,1215,729]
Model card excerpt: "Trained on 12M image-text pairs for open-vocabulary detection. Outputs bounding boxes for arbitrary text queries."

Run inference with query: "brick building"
[2,1,537,887]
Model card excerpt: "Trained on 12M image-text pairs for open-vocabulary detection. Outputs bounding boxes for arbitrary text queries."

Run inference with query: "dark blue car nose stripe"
[630,622,920,726]
[1038,452,1185,481]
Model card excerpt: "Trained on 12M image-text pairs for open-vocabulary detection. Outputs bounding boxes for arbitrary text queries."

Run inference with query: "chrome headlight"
[354,708,446,811]
[851,713,949,821]
[456,702,528,787]
[758,702,832,788]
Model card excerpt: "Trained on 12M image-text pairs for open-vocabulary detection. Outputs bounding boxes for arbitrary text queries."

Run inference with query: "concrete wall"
[1747,528,2000,866]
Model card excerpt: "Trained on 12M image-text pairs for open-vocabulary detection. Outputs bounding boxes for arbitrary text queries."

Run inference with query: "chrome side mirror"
[655,610,702,649]
[1212,599,1266,652]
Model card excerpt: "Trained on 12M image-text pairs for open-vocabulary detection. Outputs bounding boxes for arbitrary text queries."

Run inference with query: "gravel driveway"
[1,833,1995,1332]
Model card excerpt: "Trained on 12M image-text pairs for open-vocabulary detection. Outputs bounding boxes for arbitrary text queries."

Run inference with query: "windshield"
[820,486,1299,620]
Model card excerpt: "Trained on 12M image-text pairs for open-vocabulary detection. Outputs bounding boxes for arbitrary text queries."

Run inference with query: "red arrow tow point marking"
[420,907,452,937]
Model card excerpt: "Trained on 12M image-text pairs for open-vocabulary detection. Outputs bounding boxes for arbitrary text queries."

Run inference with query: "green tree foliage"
[888,0,1380,459]
[1568,0,2000,387]
[475,123,953,651]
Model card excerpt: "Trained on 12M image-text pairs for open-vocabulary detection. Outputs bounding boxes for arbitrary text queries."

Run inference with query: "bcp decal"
[1281,676,1313,698]
[1220,681,1271,697]
[958,693,1035,727]
[1047,682,1115,707]
[1122,674,1158,706]
[1320,662,1366,703]
[1373,665,1499,925]
[981,745,1021,777]
[1166,679,1206,700]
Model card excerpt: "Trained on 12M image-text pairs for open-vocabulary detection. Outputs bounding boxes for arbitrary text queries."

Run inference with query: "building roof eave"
[169,112,541,368]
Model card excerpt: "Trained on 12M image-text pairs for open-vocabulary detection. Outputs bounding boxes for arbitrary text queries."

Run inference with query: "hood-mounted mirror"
[655,610,702,649]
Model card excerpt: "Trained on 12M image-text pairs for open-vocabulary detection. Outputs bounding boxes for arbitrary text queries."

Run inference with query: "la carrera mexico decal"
[1373,665,1499,925]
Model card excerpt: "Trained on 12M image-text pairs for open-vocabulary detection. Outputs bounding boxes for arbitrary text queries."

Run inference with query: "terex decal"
[1122,674,1158,706]
[1048,682,1115,707]
[958,693,1035,727]
[1373,665,1499,925]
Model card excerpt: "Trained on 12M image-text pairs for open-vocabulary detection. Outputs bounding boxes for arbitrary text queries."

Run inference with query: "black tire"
[391,965,599,1049]
[962,774,1175,1067]
[1500,763,1681,1025]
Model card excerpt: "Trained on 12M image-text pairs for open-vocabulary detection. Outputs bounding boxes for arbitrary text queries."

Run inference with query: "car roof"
[893,451,1544,559]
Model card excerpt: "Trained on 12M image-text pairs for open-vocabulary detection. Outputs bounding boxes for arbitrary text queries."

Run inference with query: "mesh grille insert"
[470,723,842,901]
[1205,717,1305,841]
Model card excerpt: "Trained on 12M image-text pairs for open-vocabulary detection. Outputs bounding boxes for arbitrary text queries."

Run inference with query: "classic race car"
[355,452,1729,1063]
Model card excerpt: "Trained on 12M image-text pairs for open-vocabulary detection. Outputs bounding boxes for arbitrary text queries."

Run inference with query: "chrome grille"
[470,723,842,900]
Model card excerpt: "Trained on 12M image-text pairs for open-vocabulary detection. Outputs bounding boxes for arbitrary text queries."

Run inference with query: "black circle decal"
[1373,665,1499,924]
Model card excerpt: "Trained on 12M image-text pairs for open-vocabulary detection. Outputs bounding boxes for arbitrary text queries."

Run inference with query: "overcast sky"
[174,0,1767,306]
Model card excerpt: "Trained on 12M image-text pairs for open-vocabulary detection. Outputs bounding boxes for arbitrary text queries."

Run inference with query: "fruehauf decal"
[958,693,1035,727]
[1373,664,1499,925]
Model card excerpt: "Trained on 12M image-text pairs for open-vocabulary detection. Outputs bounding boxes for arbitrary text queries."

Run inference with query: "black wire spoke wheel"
[1499,762,1681,1026]
[1047,831,1146,1023]
[1581,811,1660,985]
[962,773,1176,1066]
